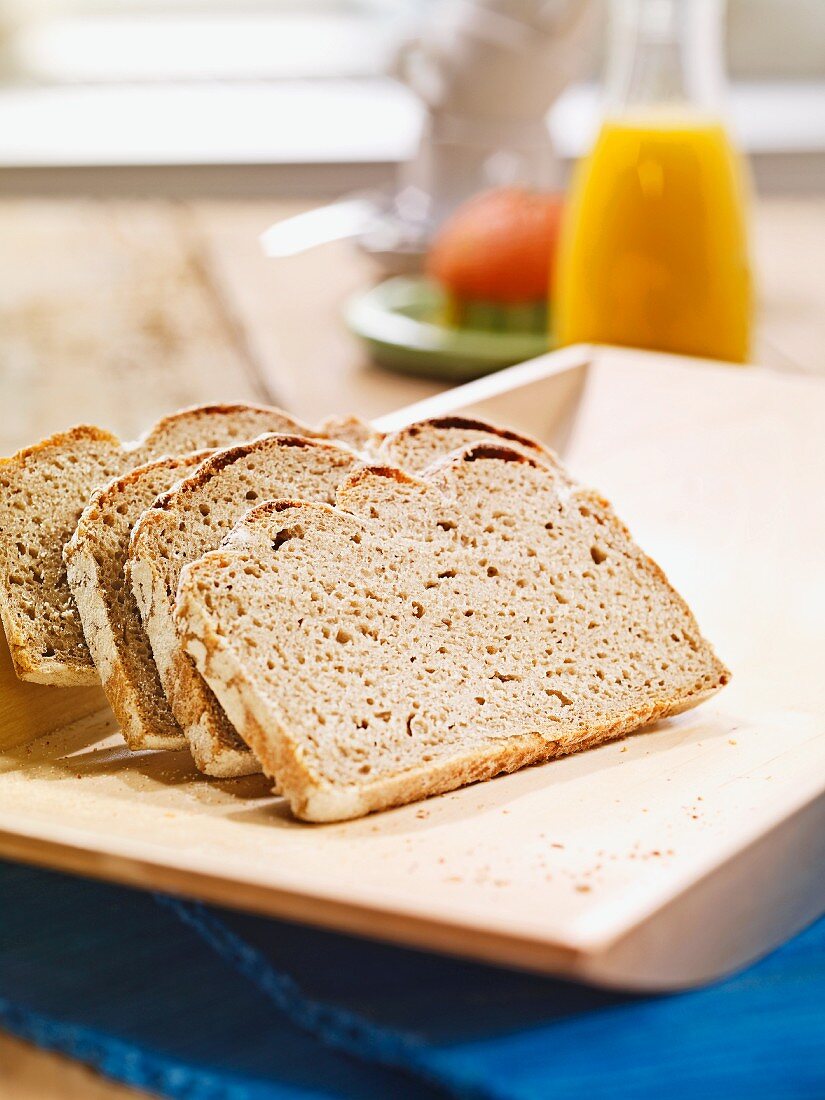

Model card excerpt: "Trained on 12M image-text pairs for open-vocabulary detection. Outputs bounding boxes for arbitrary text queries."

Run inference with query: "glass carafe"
[555,0,753,362]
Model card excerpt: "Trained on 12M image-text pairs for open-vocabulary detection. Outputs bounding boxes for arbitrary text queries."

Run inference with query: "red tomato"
[426,188,565,304]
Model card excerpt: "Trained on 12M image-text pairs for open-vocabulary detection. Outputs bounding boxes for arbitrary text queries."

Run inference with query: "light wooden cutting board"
[0,346,822,991]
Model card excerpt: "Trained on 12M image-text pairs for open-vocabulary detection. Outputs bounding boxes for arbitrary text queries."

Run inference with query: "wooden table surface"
[2,195,823,1098]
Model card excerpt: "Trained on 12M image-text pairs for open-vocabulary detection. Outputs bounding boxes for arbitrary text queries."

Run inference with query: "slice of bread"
[136,403,322,458]
[128,435,361,777]
[175,444,729,822]
[65,453,211,751]
[0,427,127,685]
[315,415,374,454]
[375,416,568,477]
[0,403,313,686]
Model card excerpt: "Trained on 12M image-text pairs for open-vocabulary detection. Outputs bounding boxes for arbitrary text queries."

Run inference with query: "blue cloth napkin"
[1,858,822,1099]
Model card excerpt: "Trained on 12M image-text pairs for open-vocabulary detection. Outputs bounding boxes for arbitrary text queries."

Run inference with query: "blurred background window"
[3,0,823,84]
[3,0,419,84]
[0,0,822,192]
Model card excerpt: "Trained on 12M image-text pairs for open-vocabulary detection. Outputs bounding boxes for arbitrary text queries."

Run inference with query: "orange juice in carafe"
[555,0,753,363]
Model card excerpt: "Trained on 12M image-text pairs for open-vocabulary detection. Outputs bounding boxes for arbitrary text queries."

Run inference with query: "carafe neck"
[605,0,727,118]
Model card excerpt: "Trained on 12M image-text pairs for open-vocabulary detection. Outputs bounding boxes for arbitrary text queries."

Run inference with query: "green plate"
[345,277,553,382]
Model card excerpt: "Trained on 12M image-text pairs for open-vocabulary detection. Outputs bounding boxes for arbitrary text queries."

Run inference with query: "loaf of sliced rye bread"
[128,435,361,776]
[0,403,320,686]
[125,417,562,774]
[175,443,729,821]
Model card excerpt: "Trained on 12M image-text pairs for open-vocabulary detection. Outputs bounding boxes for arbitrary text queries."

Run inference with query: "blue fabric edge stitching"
[155,894,493,1100]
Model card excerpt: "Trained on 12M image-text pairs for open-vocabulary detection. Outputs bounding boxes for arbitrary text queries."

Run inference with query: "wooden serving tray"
[1,346,823,991]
